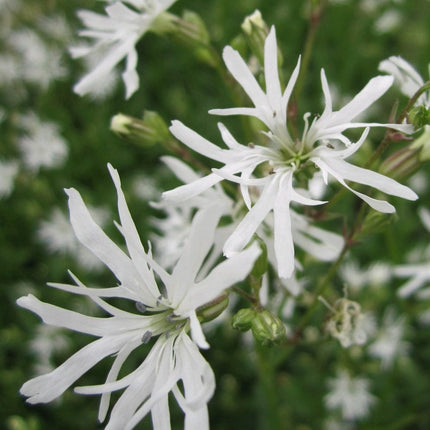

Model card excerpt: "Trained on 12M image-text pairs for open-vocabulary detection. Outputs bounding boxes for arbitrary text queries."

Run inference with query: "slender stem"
[293,1,327,101]
[255,344,282,430]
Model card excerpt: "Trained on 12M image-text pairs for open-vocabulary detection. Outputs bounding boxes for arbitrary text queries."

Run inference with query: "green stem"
[255,344,282,430]
[293,1,327,101]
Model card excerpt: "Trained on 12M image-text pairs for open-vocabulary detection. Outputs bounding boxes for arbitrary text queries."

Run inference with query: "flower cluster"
[16,4,429,430]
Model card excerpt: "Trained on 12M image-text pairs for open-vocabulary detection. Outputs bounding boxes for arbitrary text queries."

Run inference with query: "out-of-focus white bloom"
[366,262,391,286]
[379,56,430,107]
[0,159,18,198]
[8,29,67,88]
[395,207,430,298]
[164,27,416,279]
[407,171,428,195]
[374,10,402,34]
[37,207,109,271]
[37,14,72,43]
[325,370,376,420]
[131,173,161,201]
[340,260,391,291]
[340,260,367,291]
[30,325,70,375]
[150,204,194,269]
[18,164,260,430]
[71,0,177,99]
[18,113,68,171]
[368,309,409,368]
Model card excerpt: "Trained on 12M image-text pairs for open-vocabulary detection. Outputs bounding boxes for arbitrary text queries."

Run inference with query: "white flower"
[379,56,430,107]
[0,159,18,198]
[164,26,416,279]
[18,164,260,429]
[71,0,177,99]
[394,207,430,298]
[8,29,67,89]
[18,113,68,171]
[325,370,376,420]
[368,309,409,368]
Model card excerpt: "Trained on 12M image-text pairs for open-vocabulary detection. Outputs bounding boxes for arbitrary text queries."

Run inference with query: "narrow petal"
[21,335,132,404]
[273,173,295,278]
[222,46,267,108]
[223,177,278,257]
[66,188,144,296]
[169,121,226,163]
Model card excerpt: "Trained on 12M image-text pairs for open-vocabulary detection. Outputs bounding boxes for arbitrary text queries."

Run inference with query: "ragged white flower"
[18,164,260,430]
[379,56,430,107]
[71,0,177,99]
[18,113,68,171]
[368,308,409,368]
[394,207,430,298]
[164,26,416,279]
[0,159,18,198]
[325,370,376,420]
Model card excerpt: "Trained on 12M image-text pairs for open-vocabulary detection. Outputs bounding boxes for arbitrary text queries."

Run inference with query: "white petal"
[21,335,132,404]
[66,187,144,296]
[169,120,226,163]
[222,46,267,108]
[273,174,295,278]
[185,243,261,312]
[223,177,278,256]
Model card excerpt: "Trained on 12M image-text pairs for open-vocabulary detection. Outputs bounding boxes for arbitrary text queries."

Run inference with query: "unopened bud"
[232,308,256,332]
[379,146,421,181]
[197,294,229,323]
[165,11,214,66]
[241,10,271,65]
[251,309,286,346]
[411,125,430,161]
[409,105,430,129]
[110,111,170,146]
[356,210,397,239]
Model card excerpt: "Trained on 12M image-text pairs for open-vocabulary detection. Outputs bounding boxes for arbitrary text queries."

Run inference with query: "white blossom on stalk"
[71,0,177,99]
[18,164,260,430]
[163,26,416,279]
[379,56,430,107]
[325,370,376,420]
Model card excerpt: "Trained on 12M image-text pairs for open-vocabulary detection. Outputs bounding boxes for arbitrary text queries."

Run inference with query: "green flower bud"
[251,309,286,346]
[356,210,398,240]
[379,146,421,181]
[110,111,170,146]
[197,294,229,323]
[241,10,270,65]
[409,105,430,128]
[411,125,430,161]
[231,308,256,332]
